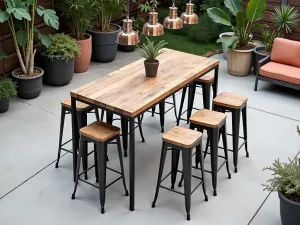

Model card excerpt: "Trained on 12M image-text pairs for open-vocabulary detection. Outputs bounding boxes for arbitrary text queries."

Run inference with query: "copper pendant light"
[163,3,183,29]
[181,0,198,24]
[142,9,164,36]
[117,16,140,45]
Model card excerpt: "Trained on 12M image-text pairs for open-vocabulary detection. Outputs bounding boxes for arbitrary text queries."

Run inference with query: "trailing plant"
[0,0,59,76]
[137,37,168,63]
[272,5,300,37]
[263,157,300,202]
[93,0,124,32]
[0,78,17,100]
[57,0,95,40]
[207,0,267,50]
[261,28,277,54]
[40,34,80,61]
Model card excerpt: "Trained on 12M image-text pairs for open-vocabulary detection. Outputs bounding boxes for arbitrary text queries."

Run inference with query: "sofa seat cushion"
[260,62,300,85]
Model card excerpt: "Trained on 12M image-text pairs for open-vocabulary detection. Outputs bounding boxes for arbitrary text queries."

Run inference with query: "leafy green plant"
[40,34,80,61]
[0,78,17,100]
[0,0,59,76]
[263,157,300,199]
[139,0,159,12]
[272,5,300,37]
[207,0,267,49]
[261,28,277,54]
[132,17,146,34]
[57,0,95,40]
[137,37,168,62]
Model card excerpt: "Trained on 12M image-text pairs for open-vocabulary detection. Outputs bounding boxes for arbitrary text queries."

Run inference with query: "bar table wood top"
[70,48,220,211]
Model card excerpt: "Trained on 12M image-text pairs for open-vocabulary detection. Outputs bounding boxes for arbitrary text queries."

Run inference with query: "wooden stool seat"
[163,126,202,148]
[197,71,214,83]
[80,121,120,142]
[61,98,92,112]
[213,92,248,109]
[189,109,226,128]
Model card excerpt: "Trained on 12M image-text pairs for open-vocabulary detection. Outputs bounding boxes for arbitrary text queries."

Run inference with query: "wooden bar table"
[70,48,220,211]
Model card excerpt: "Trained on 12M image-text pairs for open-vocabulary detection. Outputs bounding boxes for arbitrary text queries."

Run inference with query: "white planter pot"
[219,32,234,59]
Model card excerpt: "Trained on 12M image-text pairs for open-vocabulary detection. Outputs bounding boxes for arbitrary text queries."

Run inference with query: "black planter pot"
[87,24,121,62]
[12,67,44,99]
[0,98,9,113]
[253,46,269,73]
[118,44,136,52]
[43,56,74,86]
[279,192,300,225]
[144,60,159,77]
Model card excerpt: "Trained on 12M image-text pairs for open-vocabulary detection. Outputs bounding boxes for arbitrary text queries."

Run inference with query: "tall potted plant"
[87,0,123,62]
[57,0,94,73]
[0,0,59,98]
[40,34,79,86]
[0,78,17,113]
[207,0,266,76]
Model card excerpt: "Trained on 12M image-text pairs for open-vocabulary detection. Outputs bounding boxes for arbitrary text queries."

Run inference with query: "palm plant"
[137,37,168,63]
[262,28,277,54]
[272,5,300,37]
[0,0,59,76]
[207,0,266,49]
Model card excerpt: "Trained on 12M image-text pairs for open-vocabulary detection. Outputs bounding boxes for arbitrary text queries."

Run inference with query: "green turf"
[139,27,221,56]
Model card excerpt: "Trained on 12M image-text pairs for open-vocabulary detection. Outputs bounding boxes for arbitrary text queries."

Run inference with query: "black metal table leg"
[77,111,88,180]
[177,87,187,126]
[129,118,135,211]
[213,65,219,98]
[71,96,79,182]
[202,83,211,110]
[159,101,165,133]
[106,112,113,124]
[187,83,196,123]
[121,117,128,157]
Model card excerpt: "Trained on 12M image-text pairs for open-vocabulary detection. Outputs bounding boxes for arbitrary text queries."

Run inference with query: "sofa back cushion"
[271,38,300,68]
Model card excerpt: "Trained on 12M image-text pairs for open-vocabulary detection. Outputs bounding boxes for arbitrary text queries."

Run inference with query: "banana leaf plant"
[207,0,266,50]
[0,0,59,76]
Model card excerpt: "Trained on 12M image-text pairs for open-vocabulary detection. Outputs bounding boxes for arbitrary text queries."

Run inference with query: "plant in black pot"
[137,37,167,77]
[0,0,59,99]
[263,153,300,225]
[87,0,124,62]
[40,34,79,86]
[0,78,17,113]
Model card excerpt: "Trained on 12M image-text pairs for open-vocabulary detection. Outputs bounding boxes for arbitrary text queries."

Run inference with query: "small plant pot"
[74,34,92,73]
[144,60,159,77]
[279,192,300,225]
[118,44,136,52]
[12,67,44,99]
[219,32,234,59]
[87,24,121,62]
[0,98,9,113]
[253,46,269,73]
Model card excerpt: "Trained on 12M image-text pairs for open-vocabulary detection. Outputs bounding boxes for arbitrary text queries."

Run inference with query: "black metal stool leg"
[197,141,208,201]
[177,87,187,126]
[242,106,249,157]
[117,136,129,196]
[221,123,231,179]
[106,112,113,124]
[55,107,66,168]
[182,148,192,221]
[202,83,211,110]
[187,83,196,123]
[172,94,178,120]
[204,135,210,159]
[209,128,219,196]
[94,143,99,183]
[232,109,241,173]
[95,108,100,121]
[97,142,107,214]
[101,110,104,121]
[152,106,156,116]
[137,115,145,142]
[171,148,180,189]
[159,100,165,133]
[152,142,168,208]
[72,136,84,199]
[121,117,128,157]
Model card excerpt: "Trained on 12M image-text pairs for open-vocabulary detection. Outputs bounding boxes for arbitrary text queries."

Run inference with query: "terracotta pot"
[144,60,159,77]
[227,43,256,76]
[74,34,92,73]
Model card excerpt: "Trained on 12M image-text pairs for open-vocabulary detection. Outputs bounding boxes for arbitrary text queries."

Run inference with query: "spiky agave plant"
[137,37,168,63]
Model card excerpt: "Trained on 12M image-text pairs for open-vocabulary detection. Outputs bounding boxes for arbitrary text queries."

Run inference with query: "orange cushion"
[260,62,300,85]
[271,38,300,68]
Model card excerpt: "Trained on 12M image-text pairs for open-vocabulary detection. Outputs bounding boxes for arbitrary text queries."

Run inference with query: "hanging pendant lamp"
[117,16,140,45]
[181,0,198,24]
[142,9,164,36]
[163,3,183,29]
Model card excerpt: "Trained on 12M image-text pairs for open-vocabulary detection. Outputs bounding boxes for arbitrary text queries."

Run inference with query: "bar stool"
[55,98,101,175]
[187,109,231,196]
[152,126,208,221]
[72,121,128,214]
[177,71,216,125]
[212,92,249,173]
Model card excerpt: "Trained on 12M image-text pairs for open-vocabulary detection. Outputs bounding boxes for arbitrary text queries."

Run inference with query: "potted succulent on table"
[0,0,59,98]
[208,0,266,76]
[0,78,17,113]
[87,0,123,62]
[263,151,300,225]
[137,37,167,77]
[58,0,94,73]
[40,34,79,86]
